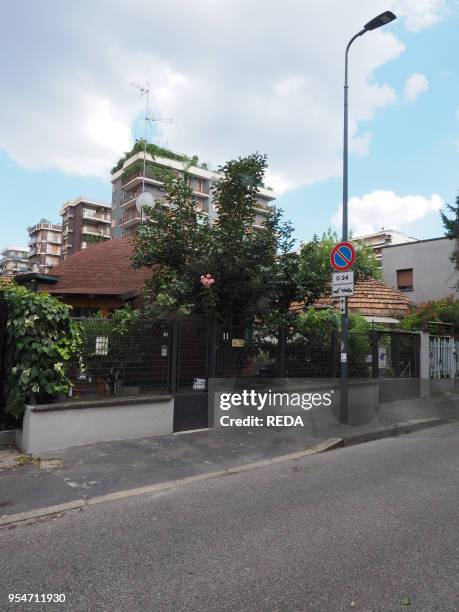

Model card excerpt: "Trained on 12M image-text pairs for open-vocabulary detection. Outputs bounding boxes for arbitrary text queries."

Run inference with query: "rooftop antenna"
[130,81,150,197]
[130,82,173,215]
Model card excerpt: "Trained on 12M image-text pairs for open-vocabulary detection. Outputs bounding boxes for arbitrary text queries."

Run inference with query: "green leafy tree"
[133,153,292,326]
[400,296,459,333]
[310,229,381,281]
[440,194,459,269]
[132,175,212,318]
[267,229,381,327]
[209,153,280,325]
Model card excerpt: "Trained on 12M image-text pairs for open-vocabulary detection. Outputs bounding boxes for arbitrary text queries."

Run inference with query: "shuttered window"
[397,268,413,291]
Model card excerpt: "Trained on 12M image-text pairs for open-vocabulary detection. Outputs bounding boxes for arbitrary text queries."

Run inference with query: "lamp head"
[364,11,396,31]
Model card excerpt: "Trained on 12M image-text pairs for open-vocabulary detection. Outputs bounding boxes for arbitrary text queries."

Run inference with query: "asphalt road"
[1,423,458,611]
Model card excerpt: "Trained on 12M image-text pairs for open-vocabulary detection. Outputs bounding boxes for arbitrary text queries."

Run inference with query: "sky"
[1,0,459,249]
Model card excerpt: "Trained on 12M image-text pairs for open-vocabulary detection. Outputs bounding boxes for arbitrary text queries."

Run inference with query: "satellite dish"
[136,191,155,212]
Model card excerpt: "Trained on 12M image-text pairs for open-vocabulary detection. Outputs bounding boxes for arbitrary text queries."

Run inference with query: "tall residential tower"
[60,197,111,259]
[111,148,275,237]
[28,220,62,274]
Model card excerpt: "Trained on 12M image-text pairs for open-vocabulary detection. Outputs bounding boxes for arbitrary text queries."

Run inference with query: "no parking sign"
[330,242,356,272]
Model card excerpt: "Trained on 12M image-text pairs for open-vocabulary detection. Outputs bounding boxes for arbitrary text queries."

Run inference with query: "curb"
[0,437,342,527]
[340,417,448,447]
[0,418,451,527]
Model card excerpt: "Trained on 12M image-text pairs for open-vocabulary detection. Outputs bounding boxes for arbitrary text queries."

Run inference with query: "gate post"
[169,319,179,395]
[419,332,430,380]
[207,320,218,428]
[208,320,218,380]
[371,330,379,379]
[393,333,401,378]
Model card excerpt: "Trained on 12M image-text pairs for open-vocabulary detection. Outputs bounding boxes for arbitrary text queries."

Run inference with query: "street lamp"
[340,11,396,424]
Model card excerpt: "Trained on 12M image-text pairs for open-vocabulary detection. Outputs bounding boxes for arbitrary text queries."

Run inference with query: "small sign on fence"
[232,338,245,348]
[193,378,206,391]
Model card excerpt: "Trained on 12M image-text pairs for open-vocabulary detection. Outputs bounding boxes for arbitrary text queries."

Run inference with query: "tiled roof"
[42,237,151,296]
[293,278,414,318]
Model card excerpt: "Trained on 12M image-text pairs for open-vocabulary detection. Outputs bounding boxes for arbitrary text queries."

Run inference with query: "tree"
[311,229,381,281]
[267,229,381,327]
[207,153,280,325]
[400,296,459,334]
[132,175,212,318]
[132,153,291,326]
[440,194,459,269]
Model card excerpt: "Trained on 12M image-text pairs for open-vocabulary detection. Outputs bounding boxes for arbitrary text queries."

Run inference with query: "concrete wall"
[16,395,174,455]
[382,238,459,304]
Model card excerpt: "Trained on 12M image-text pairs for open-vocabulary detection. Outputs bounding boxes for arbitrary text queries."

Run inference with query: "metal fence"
[65,318,421,401]
[68,318,170,400]
[429,336,455,379]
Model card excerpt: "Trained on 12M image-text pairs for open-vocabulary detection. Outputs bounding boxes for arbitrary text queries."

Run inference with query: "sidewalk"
[1,395,458,519]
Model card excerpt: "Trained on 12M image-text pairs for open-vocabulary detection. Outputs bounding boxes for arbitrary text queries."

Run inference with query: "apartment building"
[111,150,275,237]
[0,246,29,277]
[60,197,111,259]
[353,229,417,261]
[382,237,459,304]
[28,220,62,274]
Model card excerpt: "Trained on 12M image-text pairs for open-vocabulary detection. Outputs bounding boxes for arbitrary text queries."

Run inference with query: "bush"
[293,309,371,377]
[0,282,82,418]
[400,296,459,334]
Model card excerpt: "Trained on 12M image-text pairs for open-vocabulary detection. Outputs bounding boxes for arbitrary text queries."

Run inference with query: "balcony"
[81,226,111,238]
[120,190,139,209]
[254,199,273,214]
[192,190,210,199]
[121,165,180,189]
[82,208,111,224]
[190,179,210,198]
[120,209,142,228]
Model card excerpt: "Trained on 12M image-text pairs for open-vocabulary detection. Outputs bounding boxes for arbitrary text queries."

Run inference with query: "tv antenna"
[130,82,172,202]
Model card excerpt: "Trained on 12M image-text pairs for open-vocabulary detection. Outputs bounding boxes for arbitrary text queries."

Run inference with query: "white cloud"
[331,190,443,235]
[0,1,449,190]
[391,0,449,31]
[403,73,429,102]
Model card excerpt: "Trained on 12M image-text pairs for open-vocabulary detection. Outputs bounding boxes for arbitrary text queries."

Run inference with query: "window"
[397,268,413,291]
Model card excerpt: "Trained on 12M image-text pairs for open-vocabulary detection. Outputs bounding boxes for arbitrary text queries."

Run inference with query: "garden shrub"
[0,282,81,418]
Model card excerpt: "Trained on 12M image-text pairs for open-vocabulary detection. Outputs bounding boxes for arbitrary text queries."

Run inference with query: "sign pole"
[341,40,351,425]
[330,247,355,425]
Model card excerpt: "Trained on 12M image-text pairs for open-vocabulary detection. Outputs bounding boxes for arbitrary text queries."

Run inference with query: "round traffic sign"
[330,241,356,272]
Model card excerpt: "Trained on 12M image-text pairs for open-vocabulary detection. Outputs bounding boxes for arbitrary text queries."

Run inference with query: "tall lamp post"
[340,11,396,424]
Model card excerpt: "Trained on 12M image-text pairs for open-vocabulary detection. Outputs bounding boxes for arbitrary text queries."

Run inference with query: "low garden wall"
[15,395,174,455]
